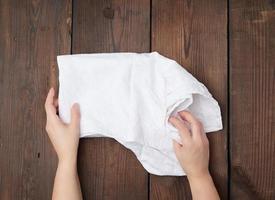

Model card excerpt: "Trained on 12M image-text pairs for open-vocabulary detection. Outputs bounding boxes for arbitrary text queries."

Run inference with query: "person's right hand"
[169,111,210,179]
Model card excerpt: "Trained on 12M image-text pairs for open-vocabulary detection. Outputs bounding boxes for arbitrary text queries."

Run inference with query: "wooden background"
[0,0,274,199]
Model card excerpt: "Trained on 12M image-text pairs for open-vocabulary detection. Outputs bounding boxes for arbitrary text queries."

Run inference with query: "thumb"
[70,103,80,128]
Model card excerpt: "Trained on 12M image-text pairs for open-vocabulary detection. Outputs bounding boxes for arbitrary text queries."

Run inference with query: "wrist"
[187,170,220,200]
[187,170,211,183]
[58,156,77,168]
[58,159,78,174]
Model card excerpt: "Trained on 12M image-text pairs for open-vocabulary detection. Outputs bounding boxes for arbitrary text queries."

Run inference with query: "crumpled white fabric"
[57,52,223,176]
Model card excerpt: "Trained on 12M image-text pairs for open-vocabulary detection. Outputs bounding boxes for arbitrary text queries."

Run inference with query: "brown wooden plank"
[0,0,71,199]
[72,0,150,199]
[151,0,228,199]
[230,0,275,199]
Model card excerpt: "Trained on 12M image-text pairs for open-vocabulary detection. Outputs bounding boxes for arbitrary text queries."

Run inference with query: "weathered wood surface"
[151,0,228,199]
[73,0,150,199]
[230,0,275,199]
[1,0,275,199]
[0,0,71,199]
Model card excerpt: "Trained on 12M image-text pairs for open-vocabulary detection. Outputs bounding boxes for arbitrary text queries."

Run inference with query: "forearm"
[52,160,83,200]
[188,172,220,200]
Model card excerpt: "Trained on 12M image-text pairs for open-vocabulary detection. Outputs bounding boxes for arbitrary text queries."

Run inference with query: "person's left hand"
[44,88,81,164]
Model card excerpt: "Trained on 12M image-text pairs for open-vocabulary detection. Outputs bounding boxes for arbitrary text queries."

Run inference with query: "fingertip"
[49,87,55,97]
[69,103,81,129]
[168,116,177,124]
[179,110,200,127]
[50,87,54,93]
[71,103,81,119]
[45,88,54,110]
[178,110,189,119]
[73,103,80,112]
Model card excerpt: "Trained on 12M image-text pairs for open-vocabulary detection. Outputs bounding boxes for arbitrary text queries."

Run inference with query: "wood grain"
[72,0,150,199]
[1,0,274,199]
[0,0,71,199]
[151,0,228,199]
[230,0,275,199]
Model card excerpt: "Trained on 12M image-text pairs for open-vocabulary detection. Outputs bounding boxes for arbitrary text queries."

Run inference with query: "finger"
[172,139,182,157]
[54,98,59,108]
[45,88,57,118]
[201,130,208,144]
[54,99,59,115]
[173,139,182,149]
[200,124,206,138]
[179,111,202,138]
[70,103,80,128]
[45,88,54,109]
[178,111,200,126]
[169,117,191,141]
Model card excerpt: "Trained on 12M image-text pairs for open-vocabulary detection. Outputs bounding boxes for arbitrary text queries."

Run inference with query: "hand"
[45,88,81,164]
[169,111,209,180]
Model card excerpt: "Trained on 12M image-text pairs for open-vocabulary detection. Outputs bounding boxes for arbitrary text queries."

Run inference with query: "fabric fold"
[57,52,223,176]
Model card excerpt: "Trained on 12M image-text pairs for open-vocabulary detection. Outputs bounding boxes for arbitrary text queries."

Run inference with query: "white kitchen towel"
[57,52,223,176]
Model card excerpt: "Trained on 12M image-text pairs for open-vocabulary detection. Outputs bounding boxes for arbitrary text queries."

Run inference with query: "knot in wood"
[103,7,114,19]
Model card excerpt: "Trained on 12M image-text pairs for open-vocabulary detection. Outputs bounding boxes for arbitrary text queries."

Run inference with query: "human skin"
[169,111,220,200]
[45,88,219,200]
[45,88,82,200]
